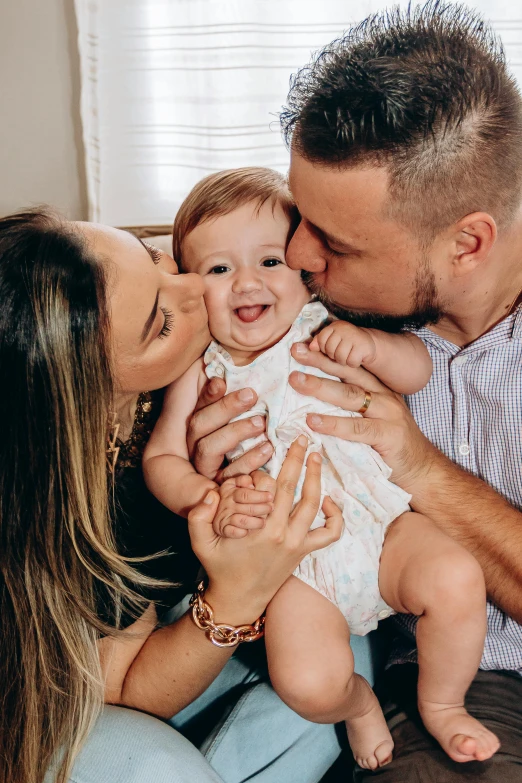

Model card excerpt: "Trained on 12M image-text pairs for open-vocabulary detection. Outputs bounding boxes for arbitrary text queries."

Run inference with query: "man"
[187,2,522,780]
[276,2,522,780]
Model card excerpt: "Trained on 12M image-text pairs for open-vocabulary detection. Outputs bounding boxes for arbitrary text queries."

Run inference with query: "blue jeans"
[59,605,375,783]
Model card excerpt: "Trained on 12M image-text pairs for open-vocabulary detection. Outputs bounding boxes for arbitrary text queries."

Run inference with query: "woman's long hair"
[0,209,152,783]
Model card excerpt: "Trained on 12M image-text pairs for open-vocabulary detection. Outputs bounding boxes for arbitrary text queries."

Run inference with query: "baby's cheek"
[203,289,229,337]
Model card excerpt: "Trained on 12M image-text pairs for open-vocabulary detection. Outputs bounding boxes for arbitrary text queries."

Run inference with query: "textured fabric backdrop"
[73,1,522,226]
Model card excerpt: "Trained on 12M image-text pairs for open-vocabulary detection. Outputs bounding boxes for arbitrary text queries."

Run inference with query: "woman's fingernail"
[203,492,214,504]
[309,414,323,426]
[260,442,273,455]
[310,452,322,463]
[294,343,308,356]
[238,388,255,403]
[294,372,306,385]
[251,415,264,428]
[297,434,308,446]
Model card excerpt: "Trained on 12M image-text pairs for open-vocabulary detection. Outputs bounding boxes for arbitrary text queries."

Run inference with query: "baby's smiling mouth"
[234,304,270,323]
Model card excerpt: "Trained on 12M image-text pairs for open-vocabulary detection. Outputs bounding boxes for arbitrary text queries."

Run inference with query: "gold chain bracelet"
[189,581,265,647]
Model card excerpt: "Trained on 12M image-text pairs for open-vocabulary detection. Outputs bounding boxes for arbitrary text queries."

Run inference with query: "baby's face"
[181,199,310,359]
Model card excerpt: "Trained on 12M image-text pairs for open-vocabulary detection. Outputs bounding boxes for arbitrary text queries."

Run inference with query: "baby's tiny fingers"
[228,513,266,530]
[233,487,273,504]
[250,470,276,493]
[234,502,273,518]
[221,525,248,539]
[235,474,255,489]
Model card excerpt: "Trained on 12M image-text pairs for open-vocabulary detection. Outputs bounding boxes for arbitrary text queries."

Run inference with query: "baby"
[143,167,499,770]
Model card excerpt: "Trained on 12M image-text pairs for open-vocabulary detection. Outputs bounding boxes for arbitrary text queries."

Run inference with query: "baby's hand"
[309,321,376,368]
[213,475,274,539]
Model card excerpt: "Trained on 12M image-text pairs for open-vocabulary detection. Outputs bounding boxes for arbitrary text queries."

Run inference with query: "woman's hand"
[187,377,273,483]
[212,475,274,538]
[289,342,439,493]
[188,436,343,625]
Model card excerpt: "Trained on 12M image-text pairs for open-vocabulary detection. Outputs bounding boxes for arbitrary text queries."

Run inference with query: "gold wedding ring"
[357,390,372,415]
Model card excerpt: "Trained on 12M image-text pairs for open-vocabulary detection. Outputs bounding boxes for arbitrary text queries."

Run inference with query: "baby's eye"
[209,265,230,275]
[261,258,282,268]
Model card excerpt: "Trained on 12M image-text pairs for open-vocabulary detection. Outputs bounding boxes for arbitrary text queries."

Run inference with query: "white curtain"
[74,1,522,227]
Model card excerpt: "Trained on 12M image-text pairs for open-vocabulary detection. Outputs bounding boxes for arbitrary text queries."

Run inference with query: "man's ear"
[451,212,497,278]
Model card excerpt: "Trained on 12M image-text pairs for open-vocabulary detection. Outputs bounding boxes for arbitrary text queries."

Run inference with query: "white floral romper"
[204,301,411,635]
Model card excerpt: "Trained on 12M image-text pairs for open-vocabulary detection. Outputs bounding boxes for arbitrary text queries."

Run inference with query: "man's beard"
[301,259,445,333]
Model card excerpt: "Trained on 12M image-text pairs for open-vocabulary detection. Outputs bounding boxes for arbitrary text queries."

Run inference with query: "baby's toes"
[355,755,378,771]
[474,730,500,761]
[452,734,477,760]
[374,740,394,767]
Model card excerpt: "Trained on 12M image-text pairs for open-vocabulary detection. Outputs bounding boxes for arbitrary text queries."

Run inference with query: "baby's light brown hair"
[172,167,298,269]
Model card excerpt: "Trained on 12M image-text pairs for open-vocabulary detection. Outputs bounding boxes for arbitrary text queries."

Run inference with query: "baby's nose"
[232,270,262,293]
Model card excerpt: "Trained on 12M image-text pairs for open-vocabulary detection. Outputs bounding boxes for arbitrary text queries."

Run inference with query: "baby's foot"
[419,701,500,763]
[346,697,394,771]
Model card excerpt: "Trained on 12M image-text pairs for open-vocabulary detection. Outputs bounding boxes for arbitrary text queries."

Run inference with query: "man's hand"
[212,475,274,538]
[290,341,441,493]
[187,377,274,483]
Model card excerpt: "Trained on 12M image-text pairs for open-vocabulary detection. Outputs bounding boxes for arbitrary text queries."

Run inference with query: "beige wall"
[0,0,87,219]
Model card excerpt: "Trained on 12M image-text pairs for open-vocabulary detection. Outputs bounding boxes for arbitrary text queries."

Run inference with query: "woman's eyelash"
[158,306,174,338]
[143,242,163,264]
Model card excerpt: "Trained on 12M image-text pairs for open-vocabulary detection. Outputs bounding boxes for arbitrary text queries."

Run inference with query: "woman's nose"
[286,221,327,274]
[159,252,179,275]
[231,268,262,294]
[171,272,205,312]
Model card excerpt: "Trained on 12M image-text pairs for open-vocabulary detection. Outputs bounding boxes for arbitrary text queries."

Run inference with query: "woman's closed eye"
[142,242,163,265]
[158,306,174,338]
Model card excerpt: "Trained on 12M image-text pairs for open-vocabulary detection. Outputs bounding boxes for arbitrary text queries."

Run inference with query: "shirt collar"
[412,303,522,352]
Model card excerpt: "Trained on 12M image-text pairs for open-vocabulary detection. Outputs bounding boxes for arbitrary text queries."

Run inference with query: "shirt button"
[458,442,470,456]
[302,307,313,318]
[378,609,390,619]
[214,366,225,378]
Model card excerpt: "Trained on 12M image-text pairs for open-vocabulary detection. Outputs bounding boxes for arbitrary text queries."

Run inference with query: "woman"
[0,209,343,783]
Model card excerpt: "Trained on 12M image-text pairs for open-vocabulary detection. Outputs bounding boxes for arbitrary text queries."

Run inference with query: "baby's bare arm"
[143,359,216,518]
[311,321,432,395]
[363,329,432,394]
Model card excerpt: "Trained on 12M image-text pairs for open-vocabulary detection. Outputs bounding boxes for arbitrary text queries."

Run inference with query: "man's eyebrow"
[141,290,159,343]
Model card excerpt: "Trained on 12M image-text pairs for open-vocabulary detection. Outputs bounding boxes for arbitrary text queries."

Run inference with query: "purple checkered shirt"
[391,304,522,672]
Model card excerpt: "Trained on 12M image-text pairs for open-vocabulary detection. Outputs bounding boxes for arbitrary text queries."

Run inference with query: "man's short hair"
[281,1,522,238]
[172,167,296,267]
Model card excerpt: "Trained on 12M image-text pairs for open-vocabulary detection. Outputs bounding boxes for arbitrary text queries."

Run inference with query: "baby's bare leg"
[380,511,500,763]
[265,576,393,771]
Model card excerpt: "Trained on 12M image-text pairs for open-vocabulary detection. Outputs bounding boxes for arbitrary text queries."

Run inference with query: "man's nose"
[286,221,327,273]
[232,269,262,294]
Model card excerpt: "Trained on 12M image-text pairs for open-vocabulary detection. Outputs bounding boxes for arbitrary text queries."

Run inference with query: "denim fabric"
[49,602,376,782]
[59,651,344,783]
